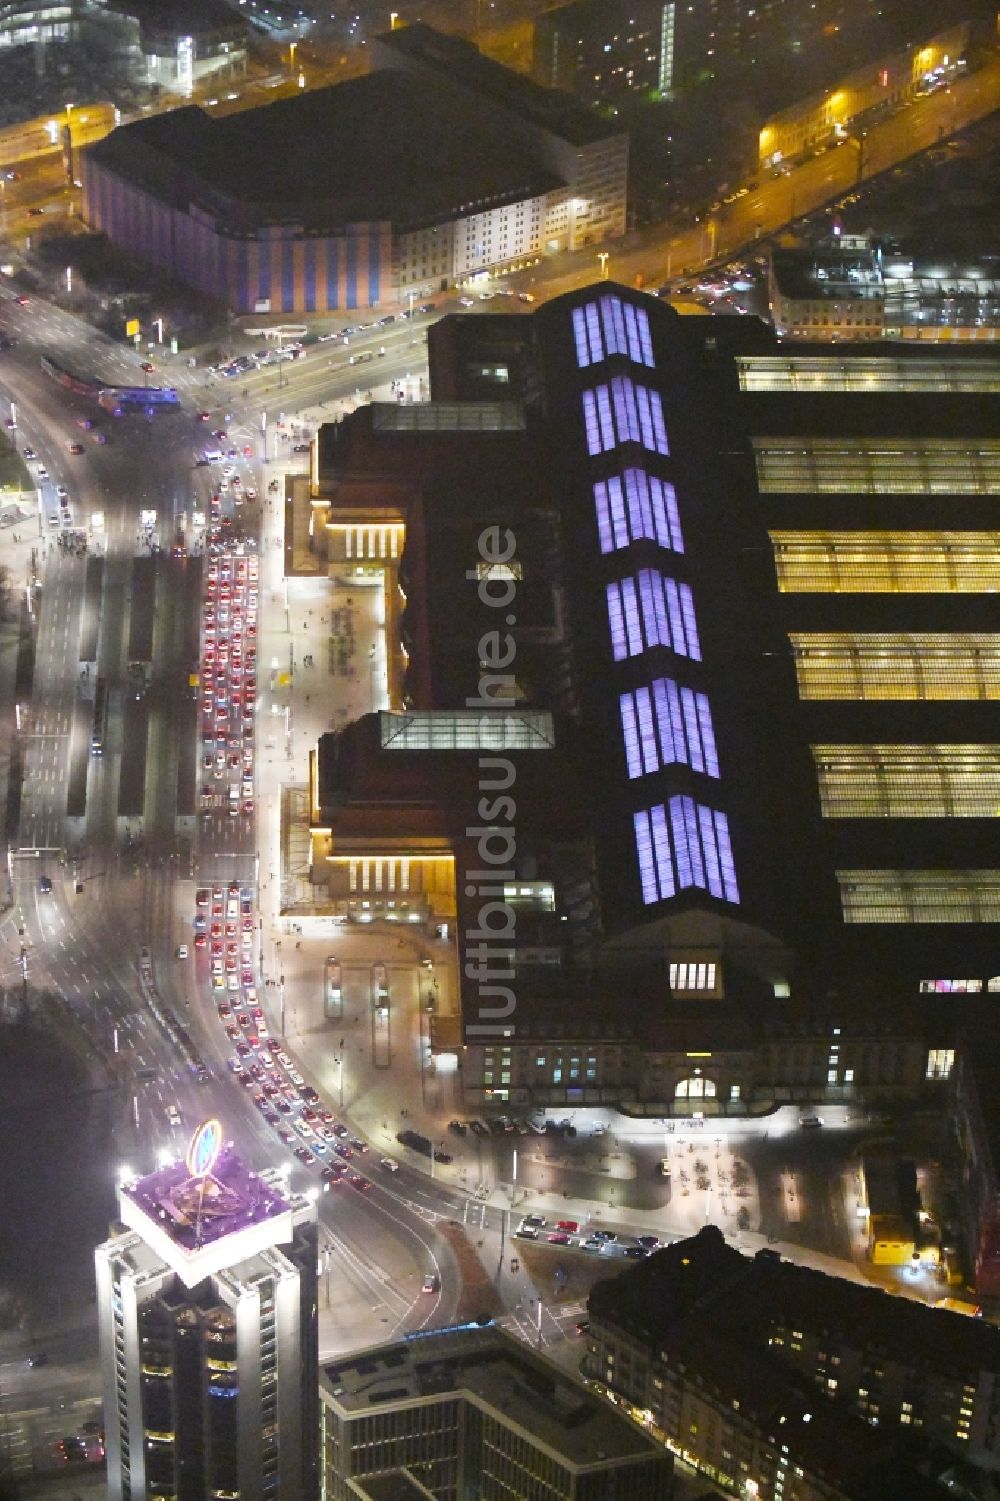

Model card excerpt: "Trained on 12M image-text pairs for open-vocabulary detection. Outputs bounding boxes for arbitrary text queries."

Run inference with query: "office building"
[769,235,1000,343]
[532,0,674,108]
[293,287,1000,1113]
[319,1321,673,1500]
[95,1121,319,1501]
[585,1226,1000,1490]
[0,0,84,53]
[532,0,969,114]
[80,24,626,313]
[109,0,248,98]
[954,1011,1000,1299]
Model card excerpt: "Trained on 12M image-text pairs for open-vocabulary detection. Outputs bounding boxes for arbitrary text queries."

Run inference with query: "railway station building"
[286,287,1000,1117]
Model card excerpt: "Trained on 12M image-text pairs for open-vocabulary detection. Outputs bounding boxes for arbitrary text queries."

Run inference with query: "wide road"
[500,50,1000,297]
[0,304,475,1464]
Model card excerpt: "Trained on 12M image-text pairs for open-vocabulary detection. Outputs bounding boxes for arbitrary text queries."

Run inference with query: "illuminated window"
[573,295,655,368]
[594,469,684,554]
[926,1048,955,1080]
[634,803,675,902]
[675,1076,716,1098]
[753,438,1000,495]
[737,356,1000,395]
[634,798,739,905]
[620,679,719,778]
[918,979,982,994]
[838,871,1000,924]
[606,573,701,661]
[771,532,1000,593]
[812,745,1000,817]
[380,710,555,750]
[475,560,524,581]
[583,378,669,455]
[669,961,718,992]
[791,634,1000,701]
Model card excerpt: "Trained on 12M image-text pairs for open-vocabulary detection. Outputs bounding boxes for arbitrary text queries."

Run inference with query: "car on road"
[556,1220,579,1233]
[574,1319,590,1336]
[38,875,52,893]
[421,1273,438,1293]
[293,1146,315,1164]
[590,1230,616,1242]
[799,1114,823,1129]
[57,1437,87,1464]
[448,1119,467,1135]
[515,1227,538,1240]
[175,944,188,959]
[637,1235,660,1250]
[547,1233,571,1245]
[67,442,84,455]
[458,296,475,306]
[379,1156,399,1173]
[520,1215,547,1229]
[141,361,156,372]
[350,1174,372,1191]
[25,1353,48,1367]
[624,1246,649,1258]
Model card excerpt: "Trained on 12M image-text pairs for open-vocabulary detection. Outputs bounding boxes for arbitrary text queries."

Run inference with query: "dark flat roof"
[87,72,558,233]
[107,0,245,37]
[374,23,618,146]
[591,1226,1000,1379]
[322,1324,661,1466]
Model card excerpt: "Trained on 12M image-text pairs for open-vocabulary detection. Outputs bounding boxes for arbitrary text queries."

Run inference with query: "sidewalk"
[0,511,46,850]
[247,387,894,1303]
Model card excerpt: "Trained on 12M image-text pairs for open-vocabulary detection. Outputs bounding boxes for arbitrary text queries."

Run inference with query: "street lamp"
[597,250,609,280]
[705,217,719,262]
[390,10,399,27]
[849,130,868,185]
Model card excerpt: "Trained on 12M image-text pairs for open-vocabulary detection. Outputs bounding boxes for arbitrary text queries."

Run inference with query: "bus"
[98,386,181,415]
[91,676,108,755]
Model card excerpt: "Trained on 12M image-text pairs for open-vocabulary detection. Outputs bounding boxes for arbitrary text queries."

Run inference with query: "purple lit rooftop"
[118,1142,293,1285]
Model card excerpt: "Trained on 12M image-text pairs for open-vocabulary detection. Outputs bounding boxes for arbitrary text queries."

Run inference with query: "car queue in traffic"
[191,448,374,1195]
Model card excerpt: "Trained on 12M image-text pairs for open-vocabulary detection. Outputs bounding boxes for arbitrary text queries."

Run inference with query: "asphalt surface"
[0,52,993,1473]
[0,298,464,1480]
